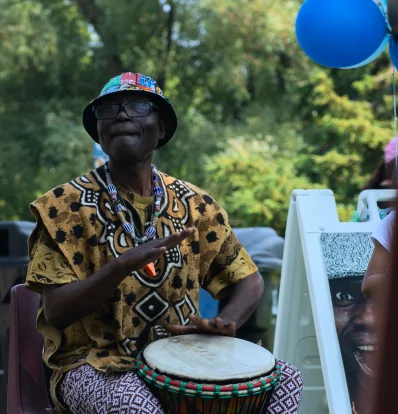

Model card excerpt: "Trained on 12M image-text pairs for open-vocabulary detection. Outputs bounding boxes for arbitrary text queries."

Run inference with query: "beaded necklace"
[104,162,163,245]
[104,162,164,277]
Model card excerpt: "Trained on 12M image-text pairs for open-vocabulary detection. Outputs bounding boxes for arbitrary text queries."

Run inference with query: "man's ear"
[158,118,166,140]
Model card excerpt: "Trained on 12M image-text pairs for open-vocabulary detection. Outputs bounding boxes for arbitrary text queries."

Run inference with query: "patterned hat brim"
[82,89,177,149]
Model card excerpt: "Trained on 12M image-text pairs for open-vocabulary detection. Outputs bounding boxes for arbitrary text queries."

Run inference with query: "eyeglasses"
[94,102,159,120]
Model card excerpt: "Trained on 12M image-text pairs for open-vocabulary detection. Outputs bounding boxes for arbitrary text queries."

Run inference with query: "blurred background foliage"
[0,0,394,234]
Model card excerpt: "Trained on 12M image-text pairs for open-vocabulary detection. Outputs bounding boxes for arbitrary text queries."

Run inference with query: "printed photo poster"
[93,142,108,169]
[321,233,375,414]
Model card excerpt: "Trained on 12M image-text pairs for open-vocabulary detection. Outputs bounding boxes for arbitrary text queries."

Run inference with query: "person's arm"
[168,271,264,336]
[214,271,264,328]
[43,228,196,330]
[43,258,130,330]
[361,240,390,299]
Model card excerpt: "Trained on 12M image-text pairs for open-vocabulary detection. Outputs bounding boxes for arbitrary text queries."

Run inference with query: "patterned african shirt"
[25,165,257,412]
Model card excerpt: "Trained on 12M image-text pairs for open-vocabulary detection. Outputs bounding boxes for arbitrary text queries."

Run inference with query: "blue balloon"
[390,35,398,69]
[342,33,389,69]
[379,0,391,31]
[296,0,388,68]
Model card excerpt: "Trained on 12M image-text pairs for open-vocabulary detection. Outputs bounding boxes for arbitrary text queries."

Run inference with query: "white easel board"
[273,189,395,414]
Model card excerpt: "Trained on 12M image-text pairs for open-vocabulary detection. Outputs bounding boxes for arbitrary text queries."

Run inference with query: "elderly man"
[25,73,302,413]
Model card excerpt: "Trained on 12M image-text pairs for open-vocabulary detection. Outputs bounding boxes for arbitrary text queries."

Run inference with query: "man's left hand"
[166,314,236,337]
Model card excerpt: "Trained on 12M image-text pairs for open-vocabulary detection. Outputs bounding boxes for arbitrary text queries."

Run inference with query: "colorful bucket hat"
[82,72,177,148]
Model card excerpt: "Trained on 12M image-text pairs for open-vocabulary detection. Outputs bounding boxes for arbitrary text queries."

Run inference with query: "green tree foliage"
[0,0,394,234]
[204,138,321,230]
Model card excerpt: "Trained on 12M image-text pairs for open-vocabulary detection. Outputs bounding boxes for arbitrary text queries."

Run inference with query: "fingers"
[167,315,237,338]
[166,324,198,335]
[155,227,196,250]
[146,246,166,262]
[134,246,166,271]
[165,227,196,248]
[225,321,237,337]
[188,314,236,337]
[213,317,236,336]
[188,314,204,325]
[215,317,225,330]
[189,314,213,332]
[120,228,196,274]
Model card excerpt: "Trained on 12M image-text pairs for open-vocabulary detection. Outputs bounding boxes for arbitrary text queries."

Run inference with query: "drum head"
[143,334,275,382]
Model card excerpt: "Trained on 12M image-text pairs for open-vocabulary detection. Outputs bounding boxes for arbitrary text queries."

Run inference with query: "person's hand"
[361,272,387,299]
[116,227,196,274]
[166,314,236,337]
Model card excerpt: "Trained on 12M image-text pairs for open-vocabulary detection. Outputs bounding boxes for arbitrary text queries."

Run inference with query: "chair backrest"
[7,284,50,414]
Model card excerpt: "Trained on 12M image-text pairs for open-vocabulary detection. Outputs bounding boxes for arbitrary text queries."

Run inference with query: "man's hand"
[166,314,236,337]
[362,272,388,299]
[116,227,196,274]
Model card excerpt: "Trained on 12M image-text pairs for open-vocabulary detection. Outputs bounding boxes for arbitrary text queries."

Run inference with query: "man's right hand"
[43,226,196,330]
[116,227,196,274]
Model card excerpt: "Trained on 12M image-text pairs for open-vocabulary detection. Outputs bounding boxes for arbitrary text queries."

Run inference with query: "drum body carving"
[136,334,281,414]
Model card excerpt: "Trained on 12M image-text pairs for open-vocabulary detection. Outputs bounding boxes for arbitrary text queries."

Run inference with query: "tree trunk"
[157,1,175,90]
[74,0,123,76]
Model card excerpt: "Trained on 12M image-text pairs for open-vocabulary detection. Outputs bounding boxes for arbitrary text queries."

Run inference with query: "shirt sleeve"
[371,211,395,253]
[25,226,79,294]
[203,225,258,300]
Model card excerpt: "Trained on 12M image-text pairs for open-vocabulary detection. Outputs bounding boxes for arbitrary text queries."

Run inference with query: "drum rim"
[135,351,281,398]
[143,334,276,381]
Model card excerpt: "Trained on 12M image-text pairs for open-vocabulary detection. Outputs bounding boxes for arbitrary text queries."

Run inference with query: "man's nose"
[353,300,377,329]
[115,105,131,121]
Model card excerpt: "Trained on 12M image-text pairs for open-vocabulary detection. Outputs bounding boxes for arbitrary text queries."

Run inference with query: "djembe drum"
[136,334,281,414]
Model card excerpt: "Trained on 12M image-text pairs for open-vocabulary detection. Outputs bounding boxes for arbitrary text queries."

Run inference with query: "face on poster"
[329,278,377,395]
[322,233,377,413]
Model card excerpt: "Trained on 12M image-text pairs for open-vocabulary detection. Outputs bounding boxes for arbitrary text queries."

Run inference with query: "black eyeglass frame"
[93,102,159,120]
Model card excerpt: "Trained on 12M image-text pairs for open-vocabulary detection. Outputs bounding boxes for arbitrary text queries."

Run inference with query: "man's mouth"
[112,131,139,137]
[357,345,376,352]
[353,344,378,375]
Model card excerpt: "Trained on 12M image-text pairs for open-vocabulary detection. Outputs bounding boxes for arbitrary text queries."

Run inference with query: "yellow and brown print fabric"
[25,165,257,412]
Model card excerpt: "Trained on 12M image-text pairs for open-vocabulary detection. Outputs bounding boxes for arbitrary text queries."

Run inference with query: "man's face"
[97,92,165,163]
[329,277,378,389]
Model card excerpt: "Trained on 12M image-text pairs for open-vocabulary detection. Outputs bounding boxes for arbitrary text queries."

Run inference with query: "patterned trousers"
[60,359,303,414]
